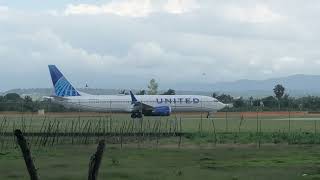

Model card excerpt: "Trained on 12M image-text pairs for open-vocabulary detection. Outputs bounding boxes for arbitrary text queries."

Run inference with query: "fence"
[1,106,320,152]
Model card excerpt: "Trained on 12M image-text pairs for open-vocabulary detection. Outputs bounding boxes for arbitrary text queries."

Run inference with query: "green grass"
[2,113,320,179]
[1,144,320,179]
[2,112,320,148]
[1,112,320,134]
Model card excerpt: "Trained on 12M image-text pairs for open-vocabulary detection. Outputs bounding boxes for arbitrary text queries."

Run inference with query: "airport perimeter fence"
[1,101,320,151]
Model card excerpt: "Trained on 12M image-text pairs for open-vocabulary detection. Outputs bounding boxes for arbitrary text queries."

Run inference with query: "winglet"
[130,91,138,104]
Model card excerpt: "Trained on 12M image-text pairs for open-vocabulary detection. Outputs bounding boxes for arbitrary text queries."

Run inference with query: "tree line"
[215,84,320,111]
[2,80,320,112]
[141,80,320,111]
[0,93,68,112]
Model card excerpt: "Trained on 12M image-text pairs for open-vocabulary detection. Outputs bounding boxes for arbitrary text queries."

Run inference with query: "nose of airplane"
[218,102,232,109]
[218,102,226,109]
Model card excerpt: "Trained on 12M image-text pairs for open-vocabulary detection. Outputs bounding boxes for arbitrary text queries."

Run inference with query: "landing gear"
[207,112,215,118]
[131,112,143,119]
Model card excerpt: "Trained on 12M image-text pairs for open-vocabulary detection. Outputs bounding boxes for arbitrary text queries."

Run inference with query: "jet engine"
[144,106,171,116]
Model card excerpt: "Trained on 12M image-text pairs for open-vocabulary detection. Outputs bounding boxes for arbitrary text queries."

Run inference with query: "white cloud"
[0,5,8,11]
[64,0,153,17]
[223,4,285,23]
[272,56,305,71]
[2,1,320,90]
[63,0,199,17]
[0,5,9,20]
[163,0,199,14]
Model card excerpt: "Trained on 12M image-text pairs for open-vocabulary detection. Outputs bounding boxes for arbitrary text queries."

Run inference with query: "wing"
[130,91,154,111]
[135,101,154,110]
[129,91,171,116]
[42,95,68,101]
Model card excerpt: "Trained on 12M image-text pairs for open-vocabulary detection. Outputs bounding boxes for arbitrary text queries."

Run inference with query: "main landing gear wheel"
[131,112,143,119]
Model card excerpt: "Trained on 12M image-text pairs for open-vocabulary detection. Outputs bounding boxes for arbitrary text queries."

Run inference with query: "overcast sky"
[0,0,320,91]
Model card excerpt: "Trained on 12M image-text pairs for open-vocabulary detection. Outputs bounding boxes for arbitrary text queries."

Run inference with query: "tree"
[261,96,278,109]
[281,94,293,109]
[216,94,233,104]
[162,89,175,95]
[4,93,22,102]
[211,92,218,98]
[249,96,254,106]
[147,79,158,95]
[24,96,33,103]
[118,89,126,94]
[233,97,245,108]
[273,84,285,110]
[136,89,146,95]
[23,96,35,112]
[118,89,129,95]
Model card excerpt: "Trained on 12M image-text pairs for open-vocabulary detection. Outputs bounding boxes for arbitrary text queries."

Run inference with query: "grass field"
[1,144,320,180]
[0,111,320,134]
[2,112,320,179]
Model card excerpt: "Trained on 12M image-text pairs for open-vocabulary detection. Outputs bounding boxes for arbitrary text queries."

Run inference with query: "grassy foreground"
[2,112,320,134]
[1,144,320,180]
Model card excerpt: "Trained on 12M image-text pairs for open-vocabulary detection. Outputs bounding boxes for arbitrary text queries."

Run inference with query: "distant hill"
[207,74,320,97]
[2,74,320,98]
[2,88,121,99]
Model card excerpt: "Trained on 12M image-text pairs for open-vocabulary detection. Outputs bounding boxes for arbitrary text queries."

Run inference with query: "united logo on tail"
[48,65,81,97]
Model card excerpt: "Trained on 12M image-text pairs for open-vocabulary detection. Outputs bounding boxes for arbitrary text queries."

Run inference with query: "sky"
[0,0,320,91]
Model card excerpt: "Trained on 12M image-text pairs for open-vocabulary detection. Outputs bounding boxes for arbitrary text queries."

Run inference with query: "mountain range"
[1,74,320,98]
[206,74,320,97]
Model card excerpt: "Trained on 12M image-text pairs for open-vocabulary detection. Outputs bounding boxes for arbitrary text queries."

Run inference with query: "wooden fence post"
[14,129,39,180]
[88,140,106,180]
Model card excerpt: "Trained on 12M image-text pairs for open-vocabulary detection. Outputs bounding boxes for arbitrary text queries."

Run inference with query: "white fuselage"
[53,94,226,113]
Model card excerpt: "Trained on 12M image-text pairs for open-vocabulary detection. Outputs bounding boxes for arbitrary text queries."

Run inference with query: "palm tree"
[273,84,285,110]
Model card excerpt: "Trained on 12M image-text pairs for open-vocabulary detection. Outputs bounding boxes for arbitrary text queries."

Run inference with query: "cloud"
[0,5,9,20]
[1,1,320,91]
[223,4,285,23]
[0,28,216,89]
[64,0,153,17]
[0,5,8,11]
[272,56,305,72]
[63,0,199,17]
[163,0,199,14]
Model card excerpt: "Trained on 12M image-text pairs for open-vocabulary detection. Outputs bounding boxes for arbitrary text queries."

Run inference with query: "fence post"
[178,117,182,148]
[239,114,244,133]
[88,140,106,180]
[200,101,203,134]
[120,123,124,149]
[14,129,40,180]
[314,120,317,144]
[256,110,260,148]
[259,113,262,149]
[288,110,291,133]
[225,112,228,132]
[211,117,217,146]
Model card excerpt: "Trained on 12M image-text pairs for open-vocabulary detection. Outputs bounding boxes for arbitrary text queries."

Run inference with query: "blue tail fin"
[48,65,81,97]
[130,91,138,104]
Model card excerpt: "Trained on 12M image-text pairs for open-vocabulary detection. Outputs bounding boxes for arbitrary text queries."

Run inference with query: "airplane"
[47,65,229,118]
